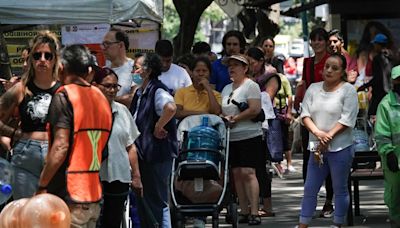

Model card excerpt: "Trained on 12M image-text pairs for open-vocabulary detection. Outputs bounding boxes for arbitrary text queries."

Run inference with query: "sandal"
[248,214,261,225]
[258,208,275,217]
[238,214,249,223]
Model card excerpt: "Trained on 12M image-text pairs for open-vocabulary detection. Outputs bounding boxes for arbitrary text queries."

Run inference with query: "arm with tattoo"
[0,83,23,138]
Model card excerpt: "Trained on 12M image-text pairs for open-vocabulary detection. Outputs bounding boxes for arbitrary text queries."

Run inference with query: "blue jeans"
[300,145,354,225]
[137,159,172,228]
[11,139,48,199]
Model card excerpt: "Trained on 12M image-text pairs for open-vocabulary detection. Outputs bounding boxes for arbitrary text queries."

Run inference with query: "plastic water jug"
[187,116,220,163]
[0,158,13,205]
[353,118,370,152]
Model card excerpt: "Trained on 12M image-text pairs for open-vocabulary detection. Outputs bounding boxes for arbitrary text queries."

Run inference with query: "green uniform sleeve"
[375,99,396,156]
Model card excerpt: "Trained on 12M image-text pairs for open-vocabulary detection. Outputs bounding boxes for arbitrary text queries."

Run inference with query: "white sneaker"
[288,165,296,172]
[193,218,205,228]
[272,163,285,179]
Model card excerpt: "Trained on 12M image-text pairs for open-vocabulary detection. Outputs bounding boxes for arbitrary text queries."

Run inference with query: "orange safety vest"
[50,84,112,203]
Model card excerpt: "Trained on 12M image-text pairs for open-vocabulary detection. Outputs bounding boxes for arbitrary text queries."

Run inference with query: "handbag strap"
[308,57,315,87]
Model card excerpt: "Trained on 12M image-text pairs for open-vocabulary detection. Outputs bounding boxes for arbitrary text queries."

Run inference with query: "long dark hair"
[356,21,393,57]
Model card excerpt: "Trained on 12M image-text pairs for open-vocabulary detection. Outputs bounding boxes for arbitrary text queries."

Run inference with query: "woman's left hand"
[154,123,168,139]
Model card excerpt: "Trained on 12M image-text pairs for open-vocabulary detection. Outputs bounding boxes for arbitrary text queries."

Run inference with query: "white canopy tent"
[0,0,163,24]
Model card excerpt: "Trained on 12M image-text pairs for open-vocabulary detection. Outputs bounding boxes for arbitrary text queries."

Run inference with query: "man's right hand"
[386,151,399,172]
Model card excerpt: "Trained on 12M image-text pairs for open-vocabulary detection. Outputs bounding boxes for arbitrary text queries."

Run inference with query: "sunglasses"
[32,52,53,61]
[100,83,121,90]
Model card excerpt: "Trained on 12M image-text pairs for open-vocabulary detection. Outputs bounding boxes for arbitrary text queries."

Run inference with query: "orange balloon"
[0,198,29,228]
[19,194,71,228]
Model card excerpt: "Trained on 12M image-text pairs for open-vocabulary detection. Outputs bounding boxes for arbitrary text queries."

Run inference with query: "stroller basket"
[177,148,223,180]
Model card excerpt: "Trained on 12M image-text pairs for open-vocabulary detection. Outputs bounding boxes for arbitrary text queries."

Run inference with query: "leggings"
[256,138,271,198]
[100,181,130,228]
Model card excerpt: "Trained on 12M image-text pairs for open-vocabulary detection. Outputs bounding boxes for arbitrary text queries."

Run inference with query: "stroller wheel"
[212,214,219,228]
[176,219,184,228]
[227,202,238,228]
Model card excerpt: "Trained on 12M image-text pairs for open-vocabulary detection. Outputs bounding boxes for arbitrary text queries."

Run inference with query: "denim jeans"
[300,145,354,225]
[137,159,173,228]
[11,139,48,199]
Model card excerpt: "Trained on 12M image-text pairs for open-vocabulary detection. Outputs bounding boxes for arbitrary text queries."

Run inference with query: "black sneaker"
[320,203,334,218]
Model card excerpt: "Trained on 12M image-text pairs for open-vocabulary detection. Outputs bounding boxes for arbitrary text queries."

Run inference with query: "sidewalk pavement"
[186,153,391,228]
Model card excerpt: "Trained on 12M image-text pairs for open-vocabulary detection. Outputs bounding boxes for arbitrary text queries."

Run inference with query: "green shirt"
[274,74,292,109]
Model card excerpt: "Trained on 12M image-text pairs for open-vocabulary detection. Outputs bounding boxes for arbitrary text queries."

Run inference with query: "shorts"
[229,135,265,168]
[11,139,48,199]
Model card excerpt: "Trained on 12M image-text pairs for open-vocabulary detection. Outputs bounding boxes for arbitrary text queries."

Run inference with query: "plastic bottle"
[0,198,29,228]
[187,116,220,163]
[19,193,71,228]
[0,158,13,205]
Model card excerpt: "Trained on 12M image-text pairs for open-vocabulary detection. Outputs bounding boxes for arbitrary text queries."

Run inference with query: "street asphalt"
[183,153,391,228]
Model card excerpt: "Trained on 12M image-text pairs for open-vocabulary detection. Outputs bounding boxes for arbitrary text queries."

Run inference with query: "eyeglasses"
[264,45,274,48]
[99,83,121,90]
[227,91,234,104]
[101,41,120,48]
[32,52,53,61]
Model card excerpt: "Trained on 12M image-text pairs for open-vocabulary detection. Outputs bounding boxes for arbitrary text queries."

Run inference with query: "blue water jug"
[0,158,13,205]
[187,116,220,163]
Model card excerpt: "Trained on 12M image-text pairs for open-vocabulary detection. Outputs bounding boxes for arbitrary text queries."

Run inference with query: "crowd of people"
[0,20,399,228]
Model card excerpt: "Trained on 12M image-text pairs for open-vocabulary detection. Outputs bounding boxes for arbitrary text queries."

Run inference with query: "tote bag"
[266,116,284,162]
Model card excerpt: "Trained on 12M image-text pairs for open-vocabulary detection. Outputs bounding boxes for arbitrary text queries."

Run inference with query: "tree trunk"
[172,0,213,58]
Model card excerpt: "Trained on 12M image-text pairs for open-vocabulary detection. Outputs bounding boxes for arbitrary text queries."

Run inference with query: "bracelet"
[38,185,48,191]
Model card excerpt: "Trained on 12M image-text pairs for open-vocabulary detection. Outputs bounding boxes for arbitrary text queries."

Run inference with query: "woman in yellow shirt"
[174,57,222,119]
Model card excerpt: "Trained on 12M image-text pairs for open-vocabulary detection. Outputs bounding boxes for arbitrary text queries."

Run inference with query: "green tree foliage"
[162,0,226,42]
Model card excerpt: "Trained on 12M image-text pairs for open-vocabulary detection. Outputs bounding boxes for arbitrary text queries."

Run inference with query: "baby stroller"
[170,114,238,228]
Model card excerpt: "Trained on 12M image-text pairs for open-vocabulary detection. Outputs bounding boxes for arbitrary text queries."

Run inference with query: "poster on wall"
[113,21,159,59]
[62,24,110,66]
[62,22,159,66]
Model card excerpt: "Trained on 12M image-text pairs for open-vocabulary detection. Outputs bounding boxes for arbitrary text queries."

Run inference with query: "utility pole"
[301,0,310,58]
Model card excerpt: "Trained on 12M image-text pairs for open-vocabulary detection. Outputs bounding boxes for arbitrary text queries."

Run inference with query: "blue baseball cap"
[371,33,388,44]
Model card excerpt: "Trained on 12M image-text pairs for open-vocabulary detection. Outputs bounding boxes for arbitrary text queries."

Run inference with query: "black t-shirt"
[19,81,61,132]
[46,91,73,200]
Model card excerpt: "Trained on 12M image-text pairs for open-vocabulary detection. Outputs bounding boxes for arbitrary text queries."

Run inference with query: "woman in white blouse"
[92,67,142,228]
[298,53,359,228]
